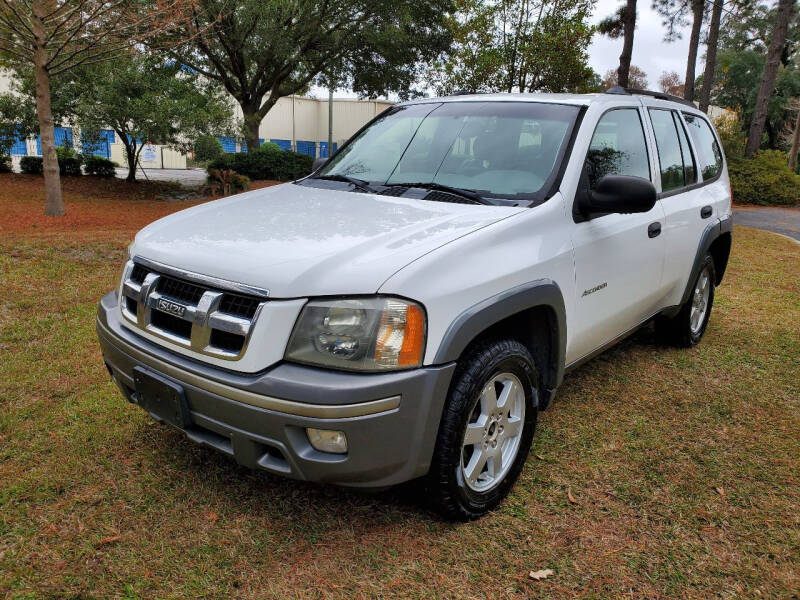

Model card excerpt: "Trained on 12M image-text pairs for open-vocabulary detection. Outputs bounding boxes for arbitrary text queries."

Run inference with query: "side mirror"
[313,157,328,172]
[579,175,656,215]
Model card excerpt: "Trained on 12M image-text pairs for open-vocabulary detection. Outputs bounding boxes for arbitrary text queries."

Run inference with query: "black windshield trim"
[384,182,493,205]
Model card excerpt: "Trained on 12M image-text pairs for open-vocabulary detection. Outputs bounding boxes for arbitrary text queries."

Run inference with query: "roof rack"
[605,85,696,108]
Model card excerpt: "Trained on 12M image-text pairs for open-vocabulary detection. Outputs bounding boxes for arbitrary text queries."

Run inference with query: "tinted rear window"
[683,114,723,180]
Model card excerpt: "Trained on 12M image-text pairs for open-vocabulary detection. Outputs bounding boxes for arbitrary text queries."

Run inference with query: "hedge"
[207,143,313,182]
[83,155,116,177]
[59,156,83,176]
[0,154,11,173]
[20,156,43,174]
[19,155,89,177]
[728,150,800,206]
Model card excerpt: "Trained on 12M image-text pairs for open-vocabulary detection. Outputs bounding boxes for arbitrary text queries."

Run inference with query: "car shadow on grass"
[127,322,666,529]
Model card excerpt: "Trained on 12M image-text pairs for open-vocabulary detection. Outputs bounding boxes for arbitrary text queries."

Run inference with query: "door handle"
[648,222,662,238]
[701,205,713,219]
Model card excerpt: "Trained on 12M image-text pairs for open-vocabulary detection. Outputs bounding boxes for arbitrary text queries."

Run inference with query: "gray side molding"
[679,214,733,306]
[433,279,567,390]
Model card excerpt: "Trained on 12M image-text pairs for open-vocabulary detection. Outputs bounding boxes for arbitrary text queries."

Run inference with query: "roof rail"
[605,86,696,108]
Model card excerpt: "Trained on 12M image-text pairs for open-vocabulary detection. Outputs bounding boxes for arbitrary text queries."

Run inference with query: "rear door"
[568,105,666,364]
[643,103,727,306]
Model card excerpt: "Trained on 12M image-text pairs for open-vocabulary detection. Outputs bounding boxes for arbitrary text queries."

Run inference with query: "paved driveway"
[115,167,207,186]
[733,206,800,242]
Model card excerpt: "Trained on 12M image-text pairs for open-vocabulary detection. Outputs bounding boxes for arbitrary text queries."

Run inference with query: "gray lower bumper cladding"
[96,291,456,488]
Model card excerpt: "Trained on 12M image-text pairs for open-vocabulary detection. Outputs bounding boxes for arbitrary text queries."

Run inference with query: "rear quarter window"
[682,114,723,180]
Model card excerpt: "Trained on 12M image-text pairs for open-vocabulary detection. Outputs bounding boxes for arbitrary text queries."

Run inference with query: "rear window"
[682,114,723,180]
[649,109,698,192]
[649,109,685,192]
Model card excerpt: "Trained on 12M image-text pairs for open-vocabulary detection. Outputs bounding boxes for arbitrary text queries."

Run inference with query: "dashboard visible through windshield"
[303,101,582,205]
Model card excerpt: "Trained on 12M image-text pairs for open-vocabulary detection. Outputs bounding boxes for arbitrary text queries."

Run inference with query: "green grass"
[0,225,798,599]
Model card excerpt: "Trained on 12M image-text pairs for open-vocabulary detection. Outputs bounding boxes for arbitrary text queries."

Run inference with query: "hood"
[130,183,524,298]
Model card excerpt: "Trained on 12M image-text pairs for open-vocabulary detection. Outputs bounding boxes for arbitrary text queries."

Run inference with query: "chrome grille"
[120,260,266,360]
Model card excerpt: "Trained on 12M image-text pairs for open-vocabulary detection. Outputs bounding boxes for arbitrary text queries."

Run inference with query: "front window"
[308,101,582,204]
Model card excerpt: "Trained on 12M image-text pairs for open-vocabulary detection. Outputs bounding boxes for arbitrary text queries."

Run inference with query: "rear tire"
[428,338,538,520]
[656,254,716,347]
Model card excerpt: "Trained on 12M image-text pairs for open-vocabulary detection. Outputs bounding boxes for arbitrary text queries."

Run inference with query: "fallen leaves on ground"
[529,569,554,581]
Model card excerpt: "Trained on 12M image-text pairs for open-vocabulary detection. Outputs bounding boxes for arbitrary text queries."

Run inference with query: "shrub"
[20,156,43,174]
[207,168,251,196]
[714,112,746,161]
[58,155,83,177]
[207,144,313,181]
[83,154,117,177]
[194,135,223,162]
[55,142,76,160]
[728,150,800,206]
[0,154,11,173]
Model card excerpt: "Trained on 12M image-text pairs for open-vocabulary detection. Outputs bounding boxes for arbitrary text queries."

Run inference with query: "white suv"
[97,88,732,519]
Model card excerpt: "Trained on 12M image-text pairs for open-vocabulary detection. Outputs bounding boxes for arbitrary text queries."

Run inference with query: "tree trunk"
[699,0,723,113]
[617,0,637,88]
[122,138,137,182]
[684,0,704,102]
[789,107,800,172]
[243,104,262,152]
[32,0,64,217]
[746,0,794,157]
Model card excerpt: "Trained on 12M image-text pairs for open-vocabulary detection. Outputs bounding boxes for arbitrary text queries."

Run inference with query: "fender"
[433,279,567,407]
[661,214,732,319]
[680,214,732,306]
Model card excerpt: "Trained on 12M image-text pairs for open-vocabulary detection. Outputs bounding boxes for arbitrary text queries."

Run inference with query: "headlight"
[285,297,426,371]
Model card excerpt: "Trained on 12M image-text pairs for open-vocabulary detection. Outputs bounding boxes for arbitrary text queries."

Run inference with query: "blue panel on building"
[270,139,291,151]
[54,127,73,148]
[9,128,27,155]
[218,136,236,153]
[318,141,339,158]
[296,141,316,157]
[81,129,113,158]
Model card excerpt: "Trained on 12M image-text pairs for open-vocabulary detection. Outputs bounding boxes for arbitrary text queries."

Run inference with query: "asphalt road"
[734,206,800,242]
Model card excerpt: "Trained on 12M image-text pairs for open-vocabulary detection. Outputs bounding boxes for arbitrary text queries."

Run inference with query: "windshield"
[314,101,581,202]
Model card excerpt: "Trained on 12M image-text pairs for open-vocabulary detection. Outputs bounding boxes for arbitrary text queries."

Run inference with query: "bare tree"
[603,65,649,89]
[598,0,638,88]
[698,0,723,113]
[0,0,195,216]
[745,0,795,157]
[658,70,684,95]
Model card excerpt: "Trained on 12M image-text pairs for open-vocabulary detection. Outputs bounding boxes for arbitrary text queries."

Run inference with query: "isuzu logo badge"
[157,298,187,317]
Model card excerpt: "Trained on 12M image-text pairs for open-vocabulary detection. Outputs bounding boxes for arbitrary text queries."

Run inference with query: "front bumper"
[97,291,456,488]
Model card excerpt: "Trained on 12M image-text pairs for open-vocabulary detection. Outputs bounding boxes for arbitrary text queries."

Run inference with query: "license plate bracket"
[133,367,190,429]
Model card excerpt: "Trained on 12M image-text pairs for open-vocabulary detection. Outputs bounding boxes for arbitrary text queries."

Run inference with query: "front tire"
[428,338,538,520]
[656,254,716,347]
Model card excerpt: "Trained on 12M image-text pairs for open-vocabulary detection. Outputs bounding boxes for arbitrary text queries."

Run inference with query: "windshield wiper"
[387,181,494,205]
[314,174,377,193]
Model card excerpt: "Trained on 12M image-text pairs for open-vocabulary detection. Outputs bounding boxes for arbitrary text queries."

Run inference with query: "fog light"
[306,428,348,454]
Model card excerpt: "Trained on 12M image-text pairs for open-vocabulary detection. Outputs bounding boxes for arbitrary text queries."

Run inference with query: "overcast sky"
[589,0,696,87]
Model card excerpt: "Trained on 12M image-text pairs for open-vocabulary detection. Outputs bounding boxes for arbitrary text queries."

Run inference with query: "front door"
[568,106,666,364]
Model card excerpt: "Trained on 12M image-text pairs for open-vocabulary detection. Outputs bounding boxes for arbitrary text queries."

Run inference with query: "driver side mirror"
[578,174,657,215]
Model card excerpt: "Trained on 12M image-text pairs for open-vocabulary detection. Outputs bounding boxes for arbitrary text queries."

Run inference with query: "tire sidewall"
[442,342,538,516]
[687,255,716,345]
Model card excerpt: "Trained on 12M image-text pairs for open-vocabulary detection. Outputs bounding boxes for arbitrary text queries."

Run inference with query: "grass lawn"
[1,175,798,599]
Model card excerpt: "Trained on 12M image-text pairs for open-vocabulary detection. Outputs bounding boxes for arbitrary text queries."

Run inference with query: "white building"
[0,70,394,169]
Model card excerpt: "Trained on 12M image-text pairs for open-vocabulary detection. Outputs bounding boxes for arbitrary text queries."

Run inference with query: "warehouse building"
[0,70,393,169]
